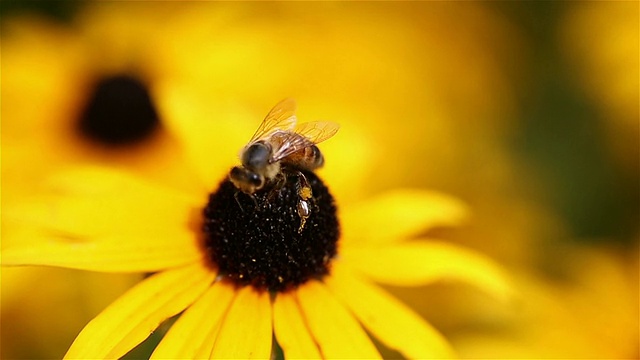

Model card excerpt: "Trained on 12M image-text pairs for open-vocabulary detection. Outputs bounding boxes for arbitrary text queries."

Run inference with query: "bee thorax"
[262,162,281,181]
[242,142,271,170]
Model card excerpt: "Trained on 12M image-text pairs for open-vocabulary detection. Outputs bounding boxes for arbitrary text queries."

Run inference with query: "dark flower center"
[203,170,340,292]
[77,74,160,145]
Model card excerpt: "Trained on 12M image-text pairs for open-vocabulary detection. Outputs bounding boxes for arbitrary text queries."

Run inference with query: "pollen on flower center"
[77,74,160,145]
[203,170,340,292]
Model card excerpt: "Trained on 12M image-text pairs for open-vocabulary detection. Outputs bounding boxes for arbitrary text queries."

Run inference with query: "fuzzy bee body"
[229,99,339,232]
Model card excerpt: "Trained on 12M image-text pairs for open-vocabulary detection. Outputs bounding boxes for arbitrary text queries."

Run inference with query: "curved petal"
[1,235,204,273]
[342,241,513,302]
[64,262,215,359]
[273,292,322,359]
[151,281,236,359]
[210,286,272,359]
[3,167,205,272]
[340,189,469,244]
[8,166,202,238]
[296,280,381,359]
[326,262,456,359]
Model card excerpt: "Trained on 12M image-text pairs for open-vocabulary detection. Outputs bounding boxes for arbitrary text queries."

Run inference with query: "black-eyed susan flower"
[3,98,511,358]
[1,6,197,357]
[2,4,200,199]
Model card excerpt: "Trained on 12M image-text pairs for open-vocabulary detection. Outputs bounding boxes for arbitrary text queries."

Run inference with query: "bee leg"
[233,191,245,212]
[248,193,258,208]
[295,171,313,202]
[267,172,287,201]
[234,192,257,212]
[297,199,310,233]
[295,172,313,233]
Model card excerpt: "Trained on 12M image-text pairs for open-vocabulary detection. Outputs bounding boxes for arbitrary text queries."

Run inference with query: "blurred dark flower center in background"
[203,171,340,292]
[77,74,160,145]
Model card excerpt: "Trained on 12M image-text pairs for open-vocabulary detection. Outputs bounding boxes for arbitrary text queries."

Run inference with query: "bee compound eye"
[249,173,263,186]
[230,166,243,179]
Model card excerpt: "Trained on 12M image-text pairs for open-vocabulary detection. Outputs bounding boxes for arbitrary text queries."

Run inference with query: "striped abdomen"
[281,144,324,171]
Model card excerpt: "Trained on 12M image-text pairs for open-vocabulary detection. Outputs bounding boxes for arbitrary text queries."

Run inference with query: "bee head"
[229,166,264,194]
[242,142,270,171]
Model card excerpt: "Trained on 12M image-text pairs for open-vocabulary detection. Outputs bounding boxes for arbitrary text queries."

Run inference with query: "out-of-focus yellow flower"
[154,2,523,198]
[447,243,639,359]
[3,99,511,358]
[2,4,200,204]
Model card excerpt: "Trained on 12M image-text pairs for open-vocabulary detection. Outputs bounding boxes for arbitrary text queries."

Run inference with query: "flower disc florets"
[203,170,339,292]
[77,74,160,145]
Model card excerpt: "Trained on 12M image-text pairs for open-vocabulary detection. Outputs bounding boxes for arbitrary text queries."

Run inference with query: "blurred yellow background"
[2,1,638,359]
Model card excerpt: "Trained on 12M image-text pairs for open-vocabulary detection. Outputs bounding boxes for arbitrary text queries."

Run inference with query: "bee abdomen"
[283,145,324,171]
[308,145,324,169]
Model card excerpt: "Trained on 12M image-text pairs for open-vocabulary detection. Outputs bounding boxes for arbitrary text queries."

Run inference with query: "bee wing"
[270,121,340,163]
[269,132,316,163]
[293,121,340,144]
[249,98,298,143]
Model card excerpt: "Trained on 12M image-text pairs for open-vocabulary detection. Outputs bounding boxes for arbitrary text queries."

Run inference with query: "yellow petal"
[151,281,236,359]
[296,280,381,359]
[342,241,513,302]
[10,166,202,238]
[64,262,214,359]
[3,167,205,272]
[2,235,204,273]
[196,322,223,359]
[210,286,272,359]
[273,292,322,359]
[326,262,456,359]
[341,189,469,244]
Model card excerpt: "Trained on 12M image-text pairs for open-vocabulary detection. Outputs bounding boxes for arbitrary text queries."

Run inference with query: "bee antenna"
[234,191,259,212]
[233,192,245,212]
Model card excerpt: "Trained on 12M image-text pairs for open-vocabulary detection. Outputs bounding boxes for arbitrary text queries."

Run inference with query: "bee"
[229,98,339,232]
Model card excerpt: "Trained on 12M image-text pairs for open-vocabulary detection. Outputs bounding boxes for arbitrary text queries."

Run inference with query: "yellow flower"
[2,9,204,356]
[450,243,639,359]
[3,99,511,358]
[2,5,199,203]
